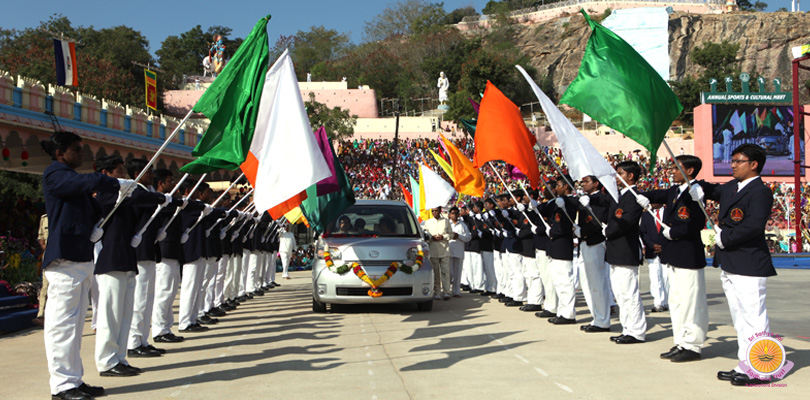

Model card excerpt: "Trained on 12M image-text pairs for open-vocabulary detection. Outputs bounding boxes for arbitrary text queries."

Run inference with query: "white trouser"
[610,265,647,340]
[549,258,576,319]
[573,250,582,290]
[128,260,156,350]
[538,254,557,313]
[523,254,542,305]
[257,251,267,286]
[95,271,136,372]
[493,251,507,294]
[450,257,463,295]
[265,252,277,285]
[90,243,101,331]
[579,242,611,328]
[466,251,484,291]
[647,256,669,307]
[214,254,229,307]
[179,258,205,330]
[227,253,242,300]
[239,249,250,296]
[246,251,262,292]
[223,253,235,301]
[43,259,93,395]
[152,258,180,337]
[721,270,769,370]
[668,266,708,353]
[200,257,217,316]
[507,251,526,302]
[431,256,451,296]
[461,252,471,287]
[280,251,292,278]
[481,251,496,292]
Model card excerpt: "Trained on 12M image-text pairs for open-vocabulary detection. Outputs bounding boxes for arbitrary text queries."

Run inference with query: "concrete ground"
[2,266,808,399]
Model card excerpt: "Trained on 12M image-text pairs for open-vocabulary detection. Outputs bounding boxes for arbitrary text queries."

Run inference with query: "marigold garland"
[323,248,425,297]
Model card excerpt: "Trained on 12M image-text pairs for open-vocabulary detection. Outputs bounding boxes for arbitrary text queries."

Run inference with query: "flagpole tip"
[264,15,272,21]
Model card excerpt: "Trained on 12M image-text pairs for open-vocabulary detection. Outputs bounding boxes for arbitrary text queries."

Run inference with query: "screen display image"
[712,104,804,176]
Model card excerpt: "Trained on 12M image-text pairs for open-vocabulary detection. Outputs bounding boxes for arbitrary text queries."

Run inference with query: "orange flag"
[473,81,540,189]
[440,133,485,197]
[398,182,412,208]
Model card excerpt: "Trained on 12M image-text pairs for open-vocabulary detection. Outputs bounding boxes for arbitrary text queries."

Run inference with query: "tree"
[670,41,741,124]
[441,7,479,24]
[305,93,357,140]
[737,0,768,11]
[289,26,354,81]
[362,0,448,42]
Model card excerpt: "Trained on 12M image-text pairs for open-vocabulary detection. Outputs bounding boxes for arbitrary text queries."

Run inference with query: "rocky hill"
[514,11,810,96]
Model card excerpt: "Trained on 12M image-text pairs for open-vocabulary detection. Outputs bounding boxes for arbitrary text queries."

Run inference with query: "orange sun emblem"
[615,208,623,219]
[730,208,744,222]
[749,338,785,374]
[678,206,690,220]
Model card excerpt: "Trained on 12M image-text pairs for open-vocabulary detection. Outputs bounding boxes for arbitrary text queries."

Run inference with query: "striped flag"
[53,39,78,86]
[144,69,157,110]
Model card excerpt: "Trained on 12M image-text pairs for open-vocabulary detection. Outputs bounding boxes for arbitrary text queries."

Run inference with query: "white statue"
[307,72,312,82]
[202,56,213,77]
[437,71,449,104]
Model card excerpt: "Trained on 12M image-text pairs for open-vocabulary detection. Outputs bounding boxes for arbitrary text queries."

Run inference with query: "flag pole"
[90,108,196,242]
[154,173,208,243]
[130,172,190,247]
[231,203,256,241]
[614,172,669,229]
[208,187,254,237]
[486,161,559,228]
[181,172,246,243]
[537,146,604,228]
[661,139,714,226]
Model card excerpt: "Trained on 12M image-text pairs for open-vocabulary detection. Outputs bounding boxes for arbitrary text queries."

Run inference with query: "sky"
[0,0,488,54]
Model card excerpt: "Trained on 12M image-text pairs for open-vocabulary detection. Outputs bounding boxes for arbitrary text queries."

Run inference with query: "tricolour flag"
[241,49,332,219]
[517,65,619,202]
[440,133,485,197]
[144,69,157,110]
[53,39,78,86]
[559,10,683,163]
[180,16,271,173]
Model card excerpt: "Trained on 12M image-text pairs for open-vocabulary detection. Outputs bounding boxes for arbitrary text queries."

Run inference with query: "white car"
[312,200,434,312]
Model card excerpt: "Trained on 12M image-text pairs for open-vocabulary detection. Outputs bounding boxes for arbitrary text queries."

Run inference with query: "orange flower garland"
[324,247,425,298]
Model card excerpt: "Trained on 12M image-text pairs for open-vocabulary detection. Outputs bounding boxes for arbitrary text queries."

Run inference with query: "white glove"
[529,199,539,210]
[601,223,608,238]
[532,225,539,234]
[475,213,482,220]
[554,197,565,208]
[495,230,501,237]
[544,226,551,237]
[488,210,496,218]
[517,203,526,212]
[477,231,483,238]
[162,193,172,206]
[502,229,510,237]
[117,179,136,197]
[663,226,672,240]
[202,204,213,216]
[574,226,581,238]
[689,184,705,203]
[635,195,650,209]
[501,210,509,217]
[579,195,590,207]
[714,225,724,249]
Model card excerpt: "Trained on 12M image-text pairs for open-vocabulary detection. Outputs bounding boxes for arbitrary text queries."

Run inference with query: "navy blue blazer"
[700,177,776,277]
[42,161,120,269]
[578,191,609,246]
[95,189,166,274]
[547,197,577,261]
[602,189,643,266]
[181,201,224,264]
[639,211,664,260]
[642,187,707,269]
[157,204,190,264]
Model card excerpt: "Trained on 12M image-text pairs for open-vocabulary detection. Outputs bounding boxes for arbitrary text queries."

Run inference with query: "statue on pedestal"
[437,71,449,105]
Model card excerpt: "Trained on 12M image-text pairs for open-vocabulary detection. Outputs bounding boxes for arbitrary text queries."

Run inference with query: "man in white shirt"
[424,206,454,300]
[278,224,296,279]
[447,207,471,297]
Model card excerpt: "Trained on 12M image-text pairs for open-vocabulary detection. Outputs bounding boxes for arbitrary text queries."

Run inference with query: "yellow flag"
[429,149,455,183]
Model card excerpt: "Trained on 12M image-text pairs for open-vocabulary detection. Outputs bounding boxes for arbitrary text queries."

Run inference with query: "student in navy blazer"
[40,132,119,400]
[696,144,776,386]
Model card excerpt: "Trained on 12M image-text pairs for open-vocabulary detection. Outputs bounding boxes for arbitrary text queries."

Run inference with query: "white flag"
[249,49,332,216]
[516,65,619,202]
[421,164,456,210]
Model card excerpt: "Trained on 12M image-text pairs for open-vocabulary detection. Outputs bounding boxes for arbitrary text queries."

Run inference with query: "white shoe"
[433,294,441,300]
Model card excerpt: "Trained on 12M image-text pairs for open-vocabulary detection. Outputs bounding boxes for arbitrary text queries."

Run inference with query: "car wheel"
[416,299,433,312]
[312,297,327,313]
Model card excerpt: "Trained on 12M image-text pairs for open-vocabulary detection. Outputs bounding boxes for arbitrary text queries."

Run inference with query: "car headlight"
[317,247,342,260]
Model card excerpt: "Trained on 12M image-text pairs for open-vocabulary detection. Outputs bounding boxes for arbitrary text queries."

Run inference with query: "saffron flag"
[53,39,78,86]
[473,81,540,189]
[429,149,455,183]
[559,10,683,163]
[242,49,332,218]
[420,164,456,211]
[300,131,355,233]
[440,133,485,197]
[517,65,619,202]
[144,69,157,110]
[398,182,413,208]
[181,16,271,173]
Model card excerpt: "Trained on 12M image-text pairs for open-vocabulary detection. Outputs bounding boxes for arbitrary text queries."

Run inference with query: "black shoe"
[208,307,226,317]
[581,325,611,333]
[100,363,139,377]
[498,297,513,303]
[220,304,235,311]
[651,305,669,313]
[127,346,161,358]
[237,295,249,302]
[548,316,576,325]
[660,346,680,359]
[245,293,254,299]
[271,281,280,287]
[535,310,555,318]
[731,374,770,386]
[614,335,645,344]
[78,383,105,397]
[520,304,543,312]
[229,299,241,306]
[198,316,218,325]
[504,300,523,307]
[154,333,184,343]
[492,293,504,299]
[460,285,471,291]
[252,290,264,296]
[670,349,701,363]
[146,344,166,354]
[610,335,626,342]
[717,370,746,381]
[469,289,482,294]
[180,324,209,332]
[122,364,142,374]
[52,388,92,400]
[481,291,495,296]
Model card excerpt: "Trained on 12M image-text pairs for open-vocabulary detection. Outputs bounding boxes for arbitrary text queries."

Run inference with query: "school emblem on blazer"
[615,208,623,219]
[586,215,592,223]
[554,213,561,222]
[678,206,690,220]
[730,208,744,222]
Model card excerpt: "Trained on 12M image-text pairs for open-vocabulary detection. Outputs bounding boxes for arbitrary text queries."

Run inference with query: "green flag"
[300,140,356,233]
[180,16,271,173]
[460,118,477,137]
[560,10,682,161]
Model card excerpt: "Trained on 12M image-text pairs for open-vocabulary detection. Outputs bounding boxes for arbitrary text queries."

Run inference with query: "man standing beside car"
[424,206,455,300]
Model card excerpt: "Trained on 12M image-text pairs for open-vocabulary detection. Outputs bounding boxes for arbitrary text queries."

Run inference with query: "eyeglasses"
[730,159,752,165]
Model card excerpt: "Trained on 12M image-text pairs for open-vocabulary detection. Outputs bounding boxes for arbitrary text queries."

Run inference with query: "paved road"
[3,267,808,399]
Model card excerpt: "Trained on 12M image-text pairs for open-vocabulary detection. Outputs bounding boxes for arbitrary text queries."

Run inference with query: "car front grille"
[348,260,401,268]
[336,287,414,296]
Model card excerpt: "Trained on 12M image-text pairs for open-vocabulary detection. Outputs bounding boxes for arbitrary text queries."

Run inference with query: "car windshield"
[323,204,420,238]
